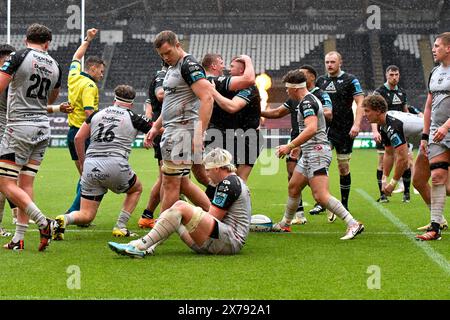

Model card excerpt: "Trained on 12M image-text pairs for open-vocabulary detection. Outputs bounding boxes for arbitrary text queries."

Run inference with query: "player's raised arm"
[73,28,98,61]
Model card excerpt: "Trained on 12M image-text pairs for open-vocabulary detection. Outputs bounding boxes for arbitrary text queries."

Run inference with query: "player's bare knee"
[430,162,449,185]
[287,182,301,198]
[78,210,95,224]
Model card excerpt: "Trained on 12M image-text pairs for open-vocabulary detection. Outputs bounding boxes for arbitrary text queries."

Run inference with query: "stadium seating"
[106,38,160,90]
[189,34,330,75]
[336,34,374,90]
[394,34,422,59]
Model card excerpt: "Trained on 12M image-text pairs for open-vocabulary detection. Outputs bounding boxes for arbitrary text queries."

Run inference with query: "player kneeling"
[53,85,152,240]
[108,148,252,258]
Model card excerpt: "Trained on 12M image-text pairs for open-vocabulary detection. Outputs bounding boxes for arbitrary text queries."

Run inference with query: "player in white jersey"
[417,32,450,241]
[108,147,252,258]
[0,43,72,237]
[274,70,364,240]
[0,24,62,251]
[0,44,15,237]
[52,85,152,240]
[144,31,213,213]
[363,94,448,232]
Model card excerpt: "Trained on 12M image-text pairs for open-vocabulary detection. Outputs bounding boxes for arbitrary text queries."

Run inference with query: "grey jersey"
[86,105,152,160]
[0,48,61,125]
[211,174,252,246]
[0,90,6,138]
[161,54,207,133]
[297,93,329,151]
[386,111,423,139]
[380,111,423,148]
[428,64,450,131]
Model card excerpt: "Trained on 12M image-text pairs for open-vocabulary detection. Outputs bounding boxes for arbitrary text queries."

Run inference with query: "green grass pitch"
[1,148,449,300]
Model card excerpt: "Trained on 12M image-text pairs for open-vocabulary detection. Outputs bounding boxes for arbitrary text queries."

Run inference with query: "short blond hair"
[203,148,236,172]
[436,32,450,46]
[325,51,342,61]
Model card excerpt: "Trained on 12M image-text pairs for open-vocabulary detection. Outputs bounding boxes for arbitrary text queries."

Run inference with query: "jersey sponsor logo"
[352,79,363,94]
[303,108,315,117]
[0,62,9,71]
[190,70,205,82]
[188,64,201,72]
[33,62,53,76]
[212,191,228,207]
[325,81,336,93]
[238,89,251,98]
[390,133,402,147]
[32,54,54,66]
[163,86,177,95]
[392,94,402,104]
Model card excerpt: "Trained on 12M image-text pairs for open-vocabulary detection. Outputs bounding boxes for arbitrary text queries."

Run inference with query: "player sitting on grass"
[53,85,151,240]
[108,148,252,258]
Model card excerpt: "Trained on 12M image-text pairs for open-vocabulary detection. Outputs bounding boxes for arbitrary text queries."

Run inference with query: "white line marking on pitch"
[357,188,450,277]
[20,229,441,236]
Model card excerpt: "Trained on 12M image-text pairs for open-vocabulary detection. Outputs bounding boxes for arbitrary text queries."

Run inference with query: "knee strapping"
[0,161,20,179]
[337,153,351,162]
[430,162,449,171]
[184,207,205,233]
[160,207,182,228]
[21,164,40,177]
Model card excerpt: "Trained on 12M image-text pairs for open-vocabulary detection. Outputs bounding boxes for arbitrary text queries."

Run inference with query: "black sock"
[7,198,17,209]
[376,169,384,196]
[205,184,216,201]
[297,199,304,211]
[141,209,153,219]
[402,168,411,195]
[340,173,351,209]
[431,222,440,232]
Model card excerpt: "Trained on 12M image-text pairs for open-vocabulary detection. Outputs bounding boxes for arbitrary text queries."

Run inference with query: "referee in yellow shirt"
[65,28,105,216]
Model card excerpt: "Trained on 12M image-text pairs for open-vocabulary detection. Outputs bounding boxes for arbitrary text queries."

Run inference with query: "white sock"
[326,196,356,226]
[25,202,47,229]
[64,213,75,226]
[138,208,182,250]
[12,223,28,243]
[431,184,446,224]
[115,210,131,229]
[283,196,300,224]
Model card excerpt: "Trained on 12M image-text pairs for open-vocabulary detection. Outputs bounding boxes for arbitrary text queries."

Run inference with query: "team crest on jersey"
[392,94,402,104]
[325,81,336,93]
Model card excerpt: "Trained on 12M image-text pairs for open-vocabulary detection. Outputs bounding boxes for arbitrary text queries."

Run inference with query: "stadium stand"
[189,34,331,75]
[336,34,374,90]
[106,38,160,90]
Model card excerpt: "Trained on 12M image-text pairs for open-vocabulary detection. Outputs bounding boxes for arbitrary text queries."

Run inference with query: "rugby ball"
[250,214,273,232]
